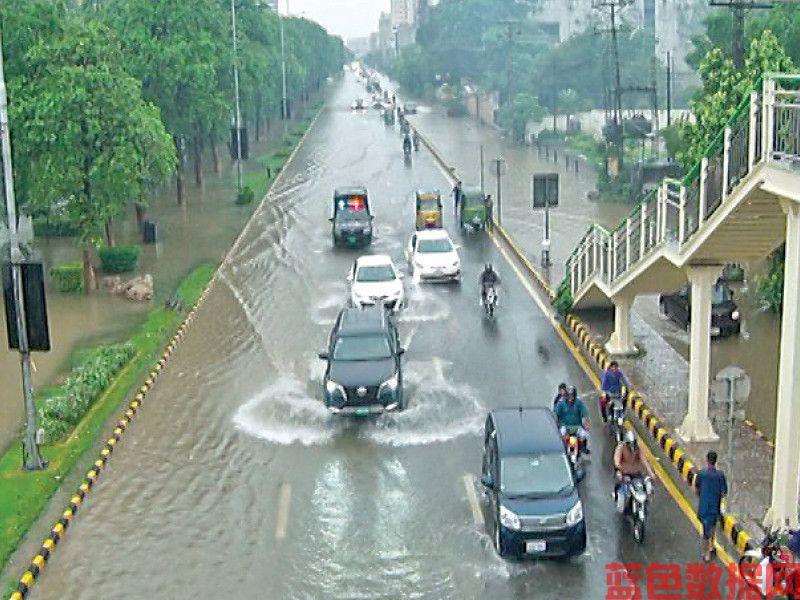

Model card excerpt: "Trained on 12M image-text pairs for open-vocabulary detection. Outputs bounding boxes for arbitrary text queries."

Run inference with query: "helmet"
[568,386,577,398]
[624,430,637,446]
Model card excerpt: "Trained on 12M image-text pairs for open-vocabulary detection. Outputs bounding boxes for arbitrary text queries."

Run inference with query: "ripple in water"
[233,358,484,447]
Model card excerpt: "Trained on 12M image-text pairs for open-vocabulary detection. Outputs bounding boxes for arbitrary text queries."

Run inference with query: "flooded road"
[29,75,706,599]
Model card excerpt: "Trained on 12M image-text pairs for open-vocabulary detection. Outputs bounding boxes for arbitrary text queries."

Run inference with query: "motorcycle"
[403,139,412,158]
[617,475,652,543]
[413,134,420,151]
[482,286,498,318]
[739,530,800,598]
[603,393,626,444]
[562,428,586,480]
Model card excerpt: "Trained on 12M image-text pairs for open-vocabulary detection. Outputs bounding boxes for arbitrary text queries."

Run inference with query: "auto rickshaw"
[415,190,443,230]
[460,185,488,231]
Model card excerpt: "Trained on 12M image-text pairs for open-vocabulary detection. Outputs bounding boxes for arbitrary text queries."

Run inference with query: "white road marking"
[462,473,484,527]
[275,483,292,540]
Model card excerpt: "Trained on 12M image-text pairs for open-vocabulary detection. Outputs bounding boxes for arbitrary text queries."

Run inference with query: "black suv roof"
[336,306,392,336]
[491,407,563,455]
[334,186,368,197]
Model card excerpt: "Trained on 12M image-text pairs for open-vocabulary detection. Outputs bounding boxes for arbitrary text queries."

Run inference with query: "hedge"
[38,343,137,443]
[49,262,83,293]
[99,245,140,273]
[235,186,255,205]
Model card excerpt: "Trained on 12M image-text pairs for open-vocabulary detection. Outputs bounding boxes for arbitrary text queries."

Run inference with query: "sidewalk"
[409,105,778,544]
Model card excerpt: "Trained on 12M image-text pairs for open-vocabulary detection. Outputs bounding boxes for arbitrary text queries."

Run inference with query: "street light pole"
[280,0,289,137]
[0,25,46,470]
[492,157,504,225]
[231,0,243,194]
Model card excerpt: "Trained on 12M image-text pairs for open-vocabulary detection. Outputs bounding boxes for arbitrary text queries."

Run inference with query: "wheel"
[493,519,509,558]
[739,554,767,595]
[633,516,645,544]
[685,320,691,334]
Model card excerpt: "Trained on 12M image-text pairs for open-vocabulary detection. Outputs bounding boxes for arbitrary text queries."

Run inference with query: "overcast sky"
[286,0,391,41]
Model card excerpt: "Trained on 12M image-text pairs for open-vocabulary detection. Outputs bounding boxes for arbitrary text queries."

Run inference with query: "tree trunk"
[210,134,221,175]
[175,135,186,205]
[255,96,262,142]
[104,218,114,247]
[82,247,97,293]
[193,128,204,188]
[135,203,146,230]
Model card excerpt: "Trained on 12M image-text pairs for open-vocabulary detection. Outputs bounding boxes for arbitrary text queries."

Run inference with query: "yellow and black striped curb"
[410,120,755,556]
[8,105,326,600]
[8,286,212,600]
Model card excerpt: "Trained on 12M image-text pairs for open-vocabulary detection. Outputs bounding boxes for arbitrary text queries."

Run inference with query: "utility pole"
[492,158,505,225]
[231,0,243,194]
[0,25,47,470]
[498,20,520,106]
[709,0,774,71]
[666,51,672,128]
[280,0,289,137]
[479,144,485,194]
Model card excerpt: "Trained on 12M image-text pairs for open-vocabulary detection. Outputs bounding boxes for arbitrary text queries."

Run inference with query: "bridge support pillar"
[678,265,723,443]
[765,201,800,530]
[605,293,637,356]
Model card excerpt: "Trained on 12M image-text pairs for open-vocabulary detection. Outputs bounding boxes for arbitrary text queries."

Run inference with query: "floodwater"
[0,114,305,452]
[25,74,707,600]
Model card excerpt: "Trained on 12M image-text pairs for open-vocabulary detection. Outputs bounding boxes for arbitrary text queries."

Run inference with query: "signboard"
[532,174,559,209]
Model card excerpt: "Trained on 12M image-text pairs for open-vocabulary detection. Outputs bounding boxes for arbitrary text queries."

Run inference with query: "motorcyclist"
[613,430,655,513]
[412,130,420,151]
[554,386,590,453]
[553,382,568,410]
[479,264,500,305]
[403,134,412,156]
[601,360,630,423]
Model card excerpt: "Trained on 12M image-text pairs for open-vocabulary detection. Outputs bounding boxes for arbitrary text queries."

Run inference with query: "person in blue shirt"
[694,450,728,562]
[601,361,630,422]
[554,386,590,453]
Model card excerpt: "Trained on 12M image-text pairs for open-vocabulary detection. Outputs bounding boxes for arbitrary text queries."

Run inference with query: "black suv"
[481,408,586,559]
[318,306,405,415]
[331,187,373,248]
[659,280,741,337]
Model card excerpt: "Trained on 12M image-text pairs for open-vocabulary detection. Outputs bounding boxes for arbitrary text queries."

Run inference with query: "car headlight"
[566,501,583,526]
[731,310,740,321]
[326,380,345,398]
[499,505,521,531]
[378,374,399,399]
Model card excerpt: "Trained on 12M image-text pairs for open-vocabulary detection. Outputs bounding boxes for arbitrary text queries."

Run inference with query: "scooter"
[482,286,498,318]
[617,475,652,543]
[603,393,626,445]
[739,530,800,598]
[562,429,586,480]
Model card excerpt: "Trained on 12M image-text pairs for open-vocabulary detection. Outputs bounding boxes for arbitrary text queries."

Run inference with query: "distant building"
[347,36,372,57]
[378,12,393,57]
[391,0,419,27]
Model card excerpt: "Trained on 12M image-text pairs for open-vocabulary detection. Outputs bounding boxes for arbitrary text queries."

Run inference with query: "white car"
[405,230,461,282]
[348,255,405,311]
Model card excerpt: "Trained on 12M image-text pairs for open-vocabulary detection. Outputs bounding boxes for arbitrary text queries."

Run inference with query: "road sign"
[532,173,559,208]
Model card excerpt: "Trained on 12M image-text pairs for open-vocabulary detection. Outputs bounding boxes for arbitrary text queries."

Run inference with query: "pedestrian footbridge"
[564,74,800,529]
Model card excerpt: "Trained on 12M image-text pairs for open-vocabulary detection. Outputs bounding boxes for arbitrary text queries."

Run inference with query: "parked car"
[481,407,586,559]
[318,306,405,415]
[348,255,405,312]
[659,280,741,337]
[351,98,366,110]
[405,229,461,282]
[330,187,373,248]
[403,101,418,114]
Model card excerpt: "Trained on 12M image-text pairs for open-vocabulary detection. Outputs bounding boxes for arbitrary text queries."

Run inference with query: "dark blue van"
[481,407,586,559]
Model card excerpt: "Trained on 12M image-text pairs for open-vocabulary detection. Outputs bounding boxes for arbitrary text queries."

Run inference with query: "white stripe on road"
[462,474,484,527]
[275,483,292,540]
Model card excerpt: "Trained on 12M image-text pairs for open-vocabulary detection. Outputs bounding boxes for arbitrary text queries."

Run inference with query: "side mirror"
[398,347,406,356]
[480,474,494,490]
[318,351,329,360]
[328,217,334,223]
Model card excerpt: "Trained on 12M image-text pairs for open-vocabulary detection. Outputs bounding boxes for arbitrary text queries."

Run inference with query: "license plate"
[355,407,370,416]
[348,236,357,244]
[525,540,546,553]
[711,326,721,336]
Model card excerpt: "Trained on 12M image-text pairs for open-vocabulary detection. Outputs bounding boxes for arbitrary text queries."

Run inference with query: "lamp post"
[280,0,289,137]
[231,0,243,194]
[492,157,505,225]
[0,25,46,470]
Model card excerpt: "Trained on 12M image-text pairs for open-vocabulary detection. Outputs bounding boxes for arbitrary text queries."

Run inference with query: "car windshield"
[418,238,452,253]
[463,193,484,206]
[417,198,439,211]
[356,265,395,282]
[500,453,574,498]
[333,334,392,361]
[337,209,369,221]
[712,284,733,304]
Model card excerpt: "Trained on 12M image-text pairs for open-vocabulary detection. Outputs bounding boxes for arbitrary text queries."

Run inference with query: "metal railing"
[566,74,800,300]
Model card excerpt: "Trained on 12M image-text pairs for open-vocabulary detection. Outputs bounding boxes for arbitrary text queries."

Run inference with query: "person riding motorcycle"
[403,134,412,156]
[554,386,590,453]
[479,264,500,305]
[553,382,568,410]
[601,360,630,422]
[613,430,655,513]
[412,130,420,151]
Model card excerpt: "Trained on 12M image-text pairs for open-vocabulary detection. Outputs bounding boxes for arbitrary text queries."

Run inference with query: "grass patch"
[0,263,214,573]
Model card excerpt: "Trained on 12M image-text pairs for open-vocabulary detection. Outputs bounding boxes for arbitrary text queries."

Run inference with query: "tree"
[10,20,175,291]
[497,93,545,142]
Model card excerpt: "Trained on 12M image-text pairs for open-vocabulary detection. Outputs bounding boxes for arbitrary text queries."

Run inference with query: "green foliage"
[554,278,573,316]
[32,215,77,238]
[497,94,545,141]
[49,262,84,293]
[98,245,141,273]
[661,122,690,161]
[756,247,785,312]
[235,186,255,206]
[392,45,436,96]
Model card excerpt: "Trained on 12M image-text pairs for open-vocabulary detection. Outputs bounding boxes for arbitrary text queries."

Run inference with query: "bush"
[756,247,785,312]
[235,186,255,205]
[98,245,140,273]
[49,262,83,293]
[554,278,573,316]
[33,216,77,238]
[39,343,137,442]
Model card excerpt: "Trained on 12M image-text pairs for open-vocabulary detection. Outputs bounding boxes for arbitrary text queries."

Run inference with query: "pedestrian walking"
[694,450,728,562]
